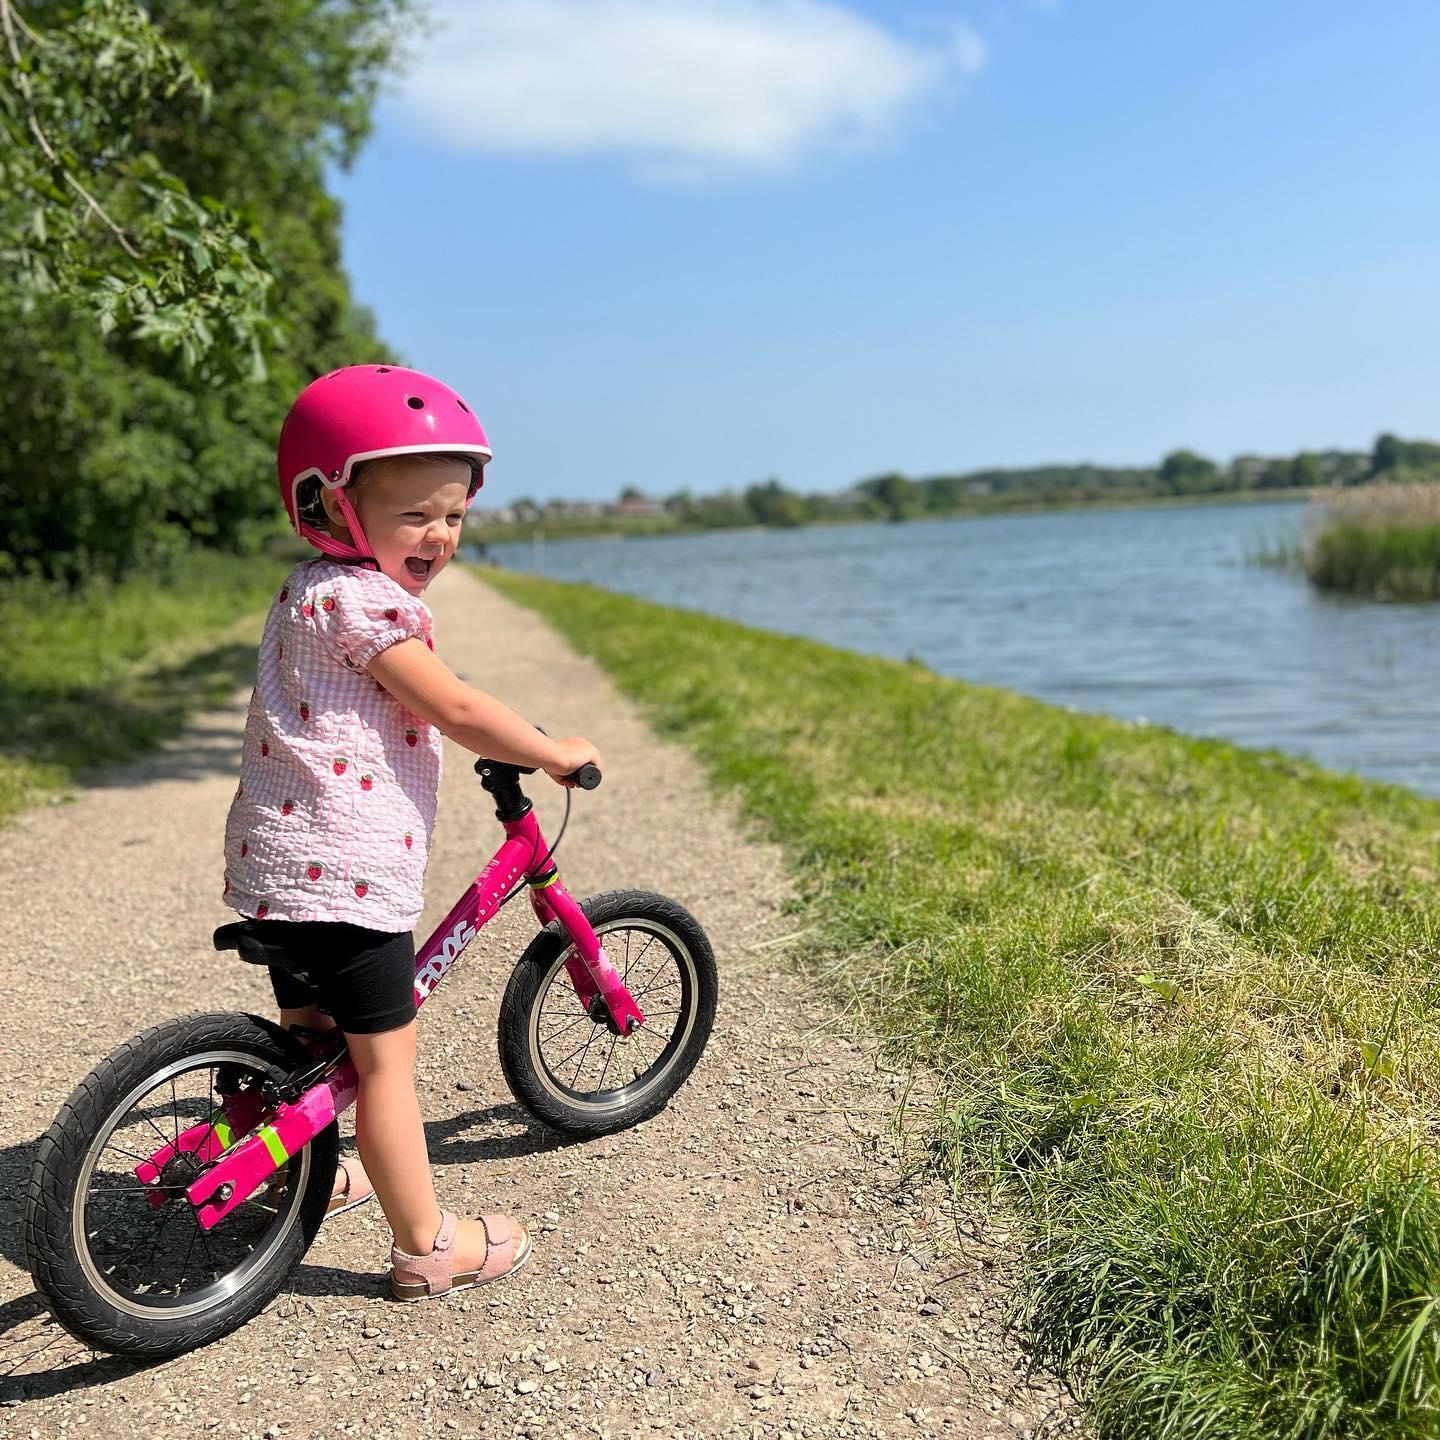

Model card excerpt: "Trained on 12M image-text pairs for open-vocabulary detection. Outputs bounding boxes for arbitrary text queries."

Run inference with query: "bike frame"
[138,802,645,1232]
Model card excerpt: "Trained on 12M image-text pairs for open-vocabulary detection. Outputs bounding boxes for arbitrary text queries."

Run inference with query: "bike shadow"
[0,1102,588,1387]
[0,1135,40,1270]
[424,1100,583,1166]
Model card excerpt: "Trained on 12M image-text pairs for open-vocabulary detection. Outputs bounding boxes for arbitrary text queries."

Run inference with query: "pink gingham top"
[222,560,443,930]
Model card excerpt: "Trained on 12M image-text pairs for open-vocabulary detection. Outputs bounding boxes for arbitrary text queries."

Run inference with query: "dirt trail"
[0,565,1076,1439]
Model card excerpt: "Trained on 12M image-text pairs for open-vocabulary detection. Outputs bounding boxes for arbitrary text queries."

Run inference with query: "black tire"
[498,889,717,1137]
[24,1011,338,1360]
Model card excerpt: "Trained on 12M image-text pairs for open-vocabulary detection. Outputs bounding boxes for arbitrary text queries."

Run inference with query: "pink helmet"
[277,363,492,563]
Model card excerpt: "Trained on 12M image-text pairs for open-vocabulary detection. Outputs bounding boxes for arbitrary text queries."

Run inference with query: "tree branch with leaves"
[0,0,279,376]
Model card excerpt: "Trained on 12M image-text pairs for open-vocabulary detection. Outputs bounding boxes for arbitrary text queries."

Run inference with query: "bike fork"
[529,877,646,1037]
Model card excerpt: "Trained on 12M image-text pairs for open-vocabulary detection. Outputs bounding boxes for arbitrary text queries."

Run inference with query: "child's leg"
[278,1002,338,1035]
[347,1021,444,1254]
[347,1020,522,1273]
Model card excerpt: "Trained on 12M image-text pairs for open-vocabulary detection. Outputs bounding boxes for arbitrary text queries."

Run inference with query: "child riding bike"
[223,363,602,1299]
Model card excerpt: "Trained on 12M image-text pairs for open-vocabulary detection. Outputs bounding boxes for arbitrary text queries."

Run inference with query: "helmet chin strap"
[303,485,378,568]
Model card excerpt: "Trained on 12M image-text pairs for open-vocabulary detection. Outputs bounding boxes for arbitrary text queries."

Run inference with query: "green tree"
[1159,449,1219,496]
[858,471,921,521]
[0,0,280,374]
[0,0,409,584]
[743,478,805,527]
[1372,433,1402,474]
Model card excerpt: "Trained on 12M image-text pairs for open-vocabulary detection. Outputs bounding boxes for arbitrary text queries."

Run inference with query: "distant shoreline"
[477,486,1314,548]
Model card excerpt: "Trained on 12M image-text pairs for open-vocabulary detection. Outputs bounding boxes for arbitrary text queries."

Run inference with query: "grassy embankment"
[1304,483,1440,600]
[0,551,289,827]
[487,568,1440,1440]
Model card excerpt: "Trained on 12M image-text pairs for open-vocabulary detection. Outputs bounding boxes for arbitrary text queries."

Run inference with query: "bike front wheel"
[24,1011,338,1359]
[498,889,718,1137]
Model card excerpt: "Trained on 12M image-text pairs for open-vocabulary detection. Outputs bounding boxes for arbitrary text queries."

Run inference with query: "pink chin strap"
[301,485,376,566]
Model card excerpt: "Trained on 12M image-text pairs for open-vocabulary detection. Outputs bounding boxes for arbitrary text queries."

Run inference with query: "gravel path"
[0,566,1078,1440]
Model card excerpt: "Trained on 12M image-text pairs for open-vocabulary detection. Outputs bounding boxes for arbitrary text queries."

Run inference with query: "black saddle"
[213,920,317,987]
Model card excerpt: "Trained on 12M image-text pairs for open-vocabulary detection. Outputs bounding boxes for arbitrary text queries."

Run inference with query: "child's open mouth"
[404,557,434,580]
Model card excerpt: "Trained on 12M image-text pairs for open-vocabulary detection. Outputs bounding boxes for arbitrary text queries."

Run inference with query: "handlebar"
[472,757,602,790]
[568,763,601,790]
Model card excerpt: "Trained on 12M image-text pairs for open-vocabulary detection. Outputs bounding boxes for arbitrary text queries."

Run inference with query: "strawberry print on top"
[221,559,441,929]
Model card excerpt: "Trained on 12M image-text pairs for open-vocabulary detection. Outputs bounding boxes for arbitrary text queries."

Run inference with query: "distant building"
[608,497,664,519]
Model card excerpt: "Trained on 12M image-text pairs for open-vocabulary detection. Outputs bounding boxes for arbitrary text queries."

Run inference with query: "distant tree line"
[499,434,1436,535]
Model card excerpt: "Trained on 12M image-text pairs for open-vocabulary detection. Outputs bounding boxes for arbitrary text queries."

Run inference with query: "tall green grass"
[1306,484,1440,600]
[487,568,1440,1439]
[0,550,290,825]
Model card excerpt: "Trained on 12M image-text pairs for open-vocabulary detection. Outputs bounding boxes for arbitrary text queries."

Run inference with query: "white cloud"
[396,0,987,178]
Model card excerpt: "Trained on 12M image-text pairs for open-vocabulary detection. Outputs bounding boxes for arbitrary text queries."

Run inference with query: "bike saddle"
[213,920,318,986]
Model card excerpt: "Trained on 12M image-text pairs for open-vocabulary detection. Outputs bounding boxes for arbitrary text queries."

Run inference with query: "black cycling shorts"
[254,919,416,1036]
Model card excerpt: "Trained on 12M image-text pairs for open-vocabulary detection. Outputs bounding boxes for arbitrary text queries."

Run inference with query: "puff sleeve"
[307,568,433,673]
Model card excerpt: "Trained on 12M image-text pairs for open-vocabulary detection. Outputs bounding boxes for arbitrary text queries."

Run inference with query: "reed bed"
[1306,483,1440,599]
[489,567,1440,1440]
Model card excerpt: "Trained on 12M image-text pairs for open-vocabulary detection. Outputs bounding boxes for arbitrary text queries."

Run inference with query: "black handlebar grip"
[568,764,602,790]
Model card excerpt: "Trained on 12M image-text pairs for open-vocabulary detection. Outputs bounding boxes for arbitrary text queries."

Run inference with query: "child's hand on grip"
[545,737,603,788]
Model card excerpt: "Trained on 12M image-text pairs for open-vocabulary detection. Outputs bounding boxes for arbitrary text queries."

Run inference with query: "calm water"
[485,500,1440,797]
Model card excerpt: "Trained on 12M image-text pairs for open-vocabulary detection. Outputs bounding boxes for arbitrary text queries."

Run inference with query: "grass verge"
[487,567,1440,1440]
[0,550,289,826]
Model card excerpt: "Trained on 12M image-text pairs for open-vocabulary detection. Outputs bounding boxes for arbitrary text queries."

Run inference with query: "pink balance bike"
[23,757,717,1359]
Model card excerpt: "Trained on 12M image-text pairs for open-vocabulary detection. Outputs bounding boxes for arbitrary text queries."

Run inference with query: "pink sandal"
[325,1156,376,1219]
[389,1210,532,1301]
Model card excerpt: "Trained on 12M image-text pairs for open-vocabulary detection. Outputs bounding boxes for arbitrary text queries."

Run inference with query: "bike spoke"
[628,1023,670,1062]
[594,1033,620,1092]
[176,1222,201,1294]
[98,1142,159,1169]
[139,1108,175,1153]
[548,1032,600,1072]
[104,1202,175,1279]
[633,956,678,1001]
[171,1080,181,1147]
[623,934,657,983]
[570,1025,602,1089]
[195,1220,223,1280]
[86,1183,184,1195]
[539,1011,593,1044]
[192,1066,221,1160]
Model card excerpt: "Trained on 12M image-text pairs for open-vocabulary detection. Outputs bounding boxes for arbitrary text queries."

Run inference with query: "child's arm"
[368,639,602,784]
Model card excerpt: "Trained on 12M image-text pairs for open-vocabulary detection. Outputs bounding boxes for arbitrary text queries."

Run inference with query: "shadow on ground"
[0,1097,582,1389]
[0,641,258,806]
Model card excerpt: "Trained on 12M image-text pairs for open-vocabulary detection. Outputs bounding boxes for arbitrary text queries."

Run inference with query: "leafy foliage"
[0,0,277,375]
[0,0,410,585]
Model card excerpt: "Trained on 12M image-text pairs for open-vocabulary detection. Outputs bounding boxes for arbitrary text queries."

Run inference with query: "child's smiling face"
[323,456,473,596]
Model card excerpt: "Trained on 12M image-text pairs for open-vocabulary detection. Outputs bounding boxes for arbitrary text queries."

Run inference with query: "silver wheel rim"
[528,918,697,1115]
[74,1047,310,1321]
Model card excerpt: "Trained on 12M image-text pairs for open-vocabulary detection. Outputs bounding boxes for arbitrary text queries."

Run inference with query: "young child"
[222,363,602,1300]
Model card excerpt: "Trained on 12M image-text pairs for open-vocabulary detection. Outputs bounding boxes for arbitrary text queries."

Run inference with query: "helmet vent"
[457,399,470,413]
[406,395,425,410]
[376,366,391,373]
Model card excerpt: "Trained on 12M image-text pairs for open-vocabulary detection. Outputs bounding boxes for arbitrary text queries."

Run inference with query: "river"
[484,499,1440,797]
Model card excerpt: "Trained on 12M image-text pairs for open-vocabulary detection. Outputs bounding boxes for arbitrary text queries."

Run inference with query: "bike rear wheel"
[24,1011,337,1359]
[498,889,718,1137]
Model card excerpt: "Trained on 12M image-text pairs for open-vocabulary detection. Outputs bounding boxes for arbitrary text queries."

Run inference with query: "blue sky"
[332,1,1440,502]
